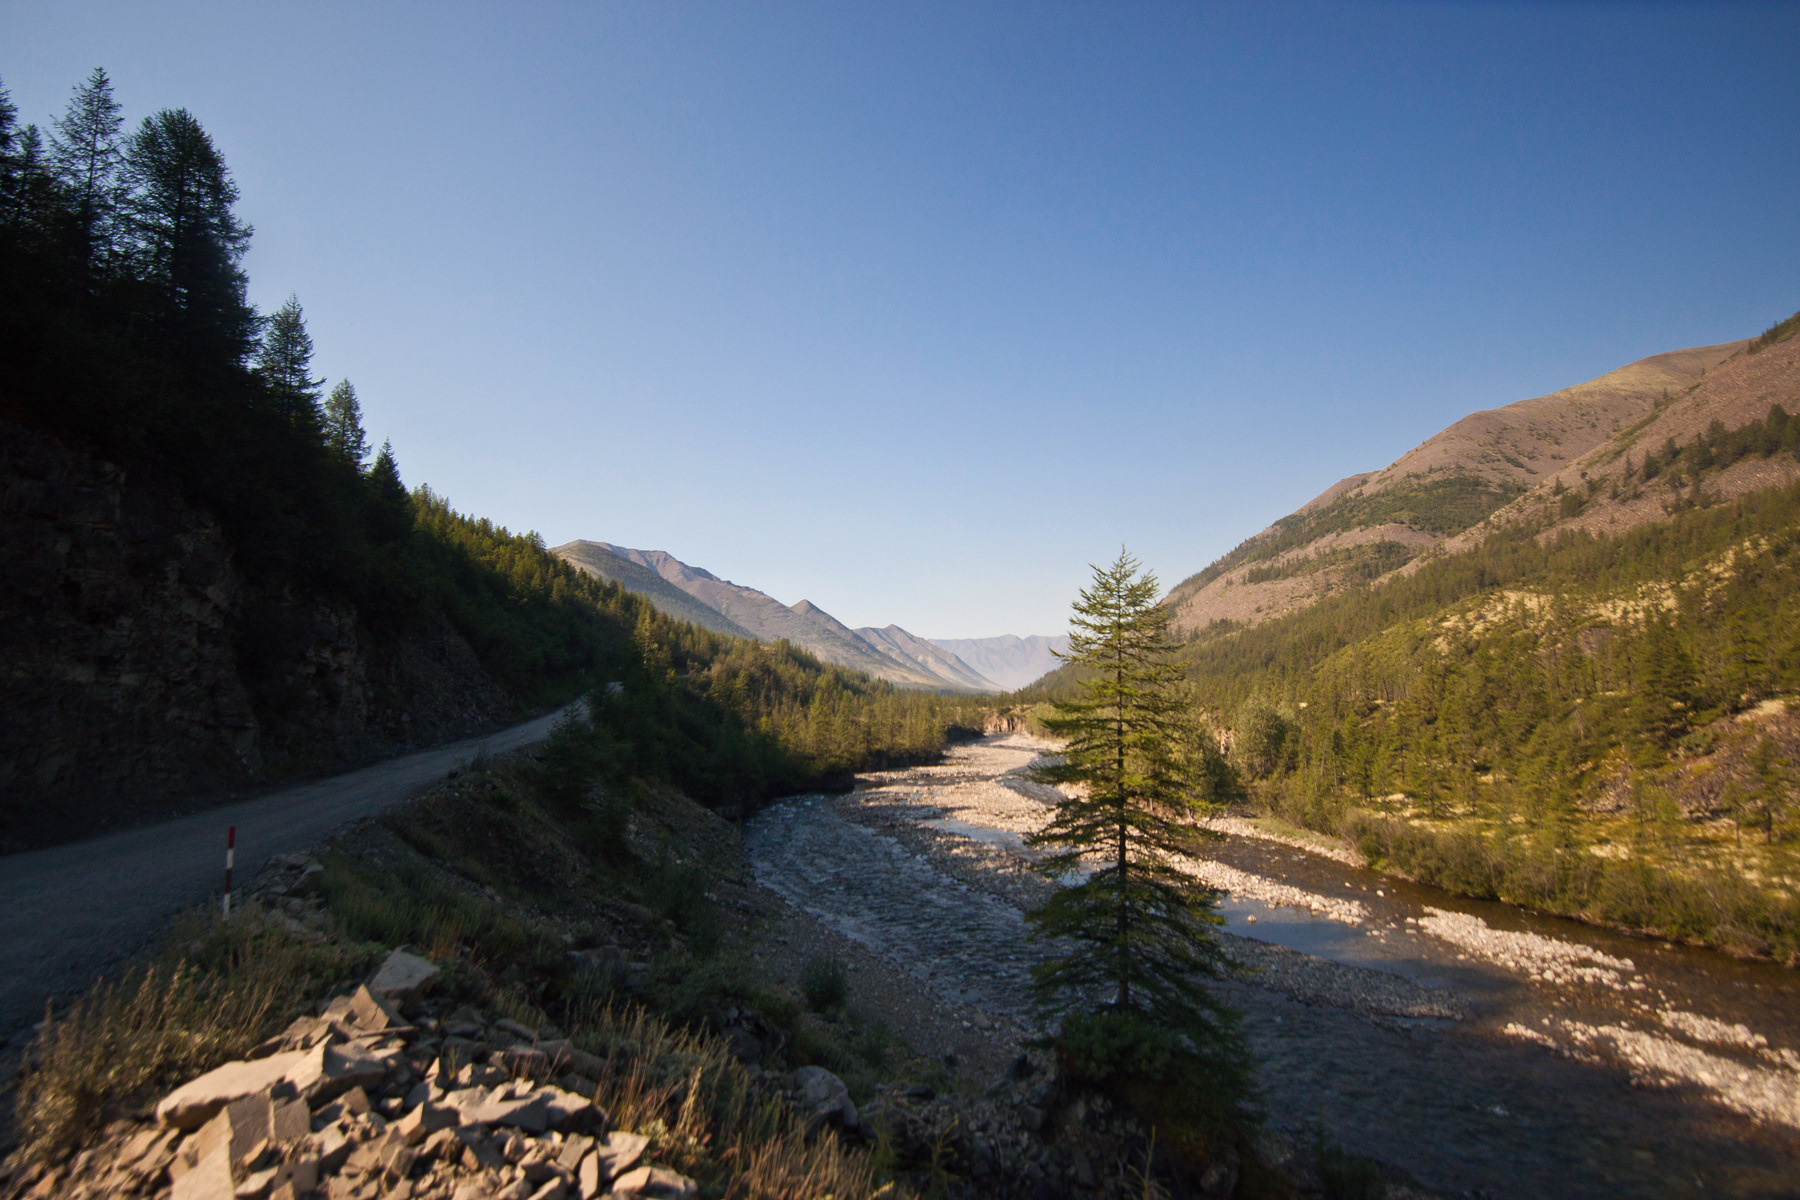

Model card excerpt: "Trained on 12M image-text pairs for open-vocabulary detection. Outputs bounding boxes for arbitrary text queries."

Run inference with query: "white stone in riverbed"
[1417,907,1635,989]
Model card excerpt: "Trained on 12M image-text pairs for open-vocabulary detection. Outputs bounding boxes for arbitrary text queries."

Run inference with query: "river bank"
[746,733,1800,1198]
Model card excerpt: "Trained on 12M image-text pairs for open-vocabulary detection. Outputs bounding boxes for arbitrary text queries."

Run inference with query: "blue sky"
[5,2,1798,637]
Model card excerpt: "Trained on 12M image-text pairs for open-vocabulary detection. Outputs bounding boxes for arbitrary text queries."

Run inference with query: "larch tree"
[48,67,123,279]
[322,379,370,467]
[119,108,258,369]
[256,295,324,424]
[1026,548,1251,1124]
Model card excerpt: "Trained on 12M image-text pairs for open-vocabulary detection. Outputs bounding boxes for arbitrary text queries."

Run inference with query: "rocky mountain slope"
[552,541,754,640]
[926,634,1070,691]
[552,541,997,691]
[1163,337,1750,633]
[0,420,512,853]
[1440,314,1800,554]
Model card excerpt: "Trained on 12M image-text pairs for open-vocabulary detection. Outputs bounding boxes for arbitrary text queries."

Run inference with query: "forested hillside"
[0,71,980,848]
[1027,317,1800,959]
[1163,340,1741,633]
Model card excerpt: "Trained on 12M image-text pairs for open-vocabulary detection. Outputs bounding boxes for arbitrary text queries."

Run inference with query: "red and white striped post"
[223,825,236,919]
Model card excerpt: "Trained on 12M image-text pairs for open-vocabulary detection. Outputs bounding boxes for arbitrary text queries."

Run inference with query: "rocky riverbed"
[746,733,1800,1199]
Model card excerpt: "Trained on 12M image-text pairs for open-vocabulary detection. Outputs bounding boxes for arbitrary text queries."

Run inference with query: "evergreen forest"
[1037,416,1800,960]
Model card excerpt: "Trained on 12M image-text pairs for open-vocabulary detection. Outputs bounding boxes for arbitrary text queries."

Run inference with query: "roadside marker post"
[223,825,235,919]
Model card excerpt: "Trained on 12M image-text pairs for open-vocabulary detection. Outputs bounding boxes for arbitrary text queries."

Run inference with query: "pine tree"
[322,379,370,467]
[48,67,123,278]
[118,108,257,367]
[1026,549,1249,1120]
[256,295,324,423]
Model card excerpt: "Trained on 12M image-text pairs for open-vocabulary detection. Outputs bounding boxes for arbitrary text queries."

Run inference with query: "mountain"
[1441,314,1800,553]
[928,634,1070,691]
[854,625,1000,692]
[554,541,755,640]
[551,541,997,691]
[1163,339,1746,633]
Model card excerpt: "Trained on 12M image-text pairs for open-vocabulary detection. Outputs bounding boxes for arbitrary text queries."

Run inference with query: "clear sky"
[5,2,1798,637]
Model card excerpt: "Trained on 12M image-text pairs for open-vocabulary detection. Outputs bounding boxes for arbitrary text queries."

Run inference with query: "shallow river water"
[746,734,1800,1198]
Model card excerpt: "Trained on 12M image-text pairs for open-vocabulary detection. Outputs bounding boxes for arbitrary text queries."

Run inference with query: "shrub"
[799,955,849,1012]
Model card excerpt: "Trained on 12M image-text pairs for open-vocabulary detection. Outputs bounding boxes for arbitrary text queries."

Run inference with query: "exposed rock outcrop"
[0,419,510,851]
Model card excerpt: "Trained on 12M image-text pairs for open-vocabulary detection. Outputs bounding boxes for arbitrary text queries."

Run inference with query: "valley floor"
[747,734,1800,1199]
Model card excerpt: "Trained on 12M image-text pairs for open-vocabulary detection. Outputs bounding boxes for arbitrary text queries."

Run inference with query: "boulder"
[155,1052,313,1130]
[367,948,440,1002]
[791,1065,858,1128]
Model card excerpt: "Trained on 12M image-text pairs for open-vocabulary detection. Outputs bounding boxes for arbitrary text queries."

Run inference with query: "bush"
[799,955,849,1013]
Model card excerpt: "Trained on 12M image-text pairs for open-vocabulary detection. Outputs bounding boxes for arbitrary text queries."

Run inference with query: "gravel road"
[0,705,573,1041]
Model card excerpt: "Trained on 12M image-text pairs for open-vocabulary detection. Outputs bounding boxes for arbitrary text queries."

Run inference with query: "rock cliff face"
[0,420,509,852]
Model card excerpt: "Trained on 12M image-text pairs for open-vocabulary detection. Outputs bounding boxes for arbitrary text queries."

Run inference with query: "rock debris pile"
[6,950,697,1200]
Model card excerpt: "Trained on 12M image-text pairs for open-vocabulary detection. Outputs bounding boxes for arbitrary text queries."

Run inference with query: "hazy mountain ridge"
[1163,338,1749,633]
[927,634,1071,691]
[551,541,998,691]
[856,625,999,692]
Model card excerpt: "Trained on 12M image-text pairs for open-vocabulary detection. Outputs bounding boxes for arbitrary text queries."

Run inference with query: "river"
[745,733,1800,1198]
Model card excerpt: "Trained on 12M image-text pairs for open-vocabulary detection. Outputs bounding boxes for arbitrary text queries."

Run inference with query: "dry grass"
[11,906,361,1169]
[497,992,896,1200]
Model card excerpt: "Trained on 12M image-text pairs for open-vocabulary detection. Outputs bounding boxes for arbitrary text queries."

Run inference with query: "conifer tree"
[322,379,370,467]
[366,440,413,543]
[48,67,123,278]
[1026,549,1249,1118]
[256,295,324,423]
[119,108,257,367]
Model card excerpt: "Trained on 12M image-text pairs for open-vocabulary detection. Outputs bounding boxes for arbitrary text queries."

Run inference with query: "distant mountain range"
[553,540,1059,692]
[927,634,1070,691]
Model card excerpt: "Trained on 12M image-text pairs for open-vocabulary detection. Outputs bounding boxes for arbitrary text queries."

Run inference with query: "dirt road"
[0,705,573,1042]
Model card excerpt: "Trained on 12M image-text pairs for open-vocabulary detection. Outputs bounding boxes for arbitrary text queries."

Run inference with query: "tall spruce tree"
[1027,549,1249,1119]
[48,67,123,279]
[256,295,324,424]
[322,379,370,466]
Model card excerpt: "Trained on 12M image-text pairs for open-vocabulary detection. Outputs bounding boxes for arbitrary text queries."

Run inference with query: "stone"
[270,1157,319,1196]
[233,1166,279,1199]
[348,986,403,1033]
[576,1152,601,1199]
[365,949,439,1007]
[608,1165,697,1199]
[395,1100,460,1145]
[171,1143,236,1200]
[494,1179,533,1200]
[455,1128,506,1172]
[312,1126,353,1174]
[554,1135,592,1172]
[157,1052,314,1130]
[529,1180,568,1200]
[302,1041,394,1103]
[270,1098,311,1144]
[791,1066,858,1128]
[592,1131,648,1180]
[493,1018,539,1042]
[539,1087,604,1133]
[534,1040,605,1080]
